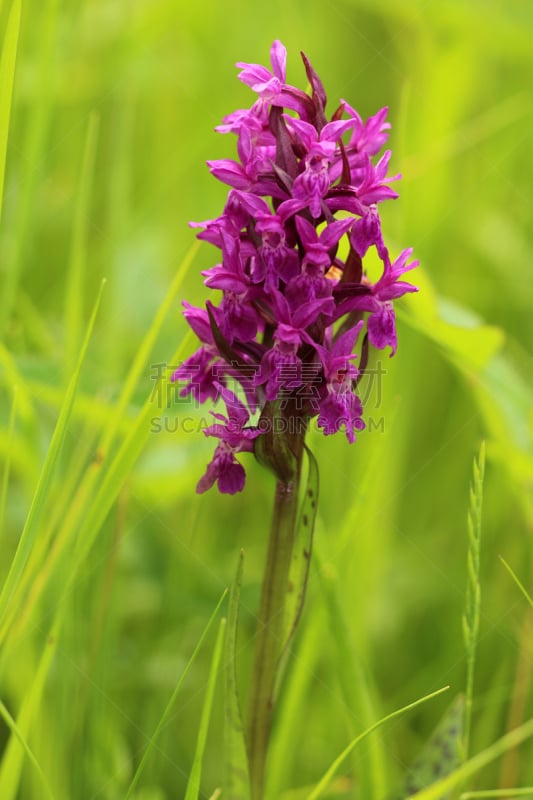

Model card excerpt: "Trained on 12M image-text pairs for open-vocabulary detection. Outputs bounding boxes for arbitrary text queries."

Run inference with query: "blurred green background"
[0,0,532,798]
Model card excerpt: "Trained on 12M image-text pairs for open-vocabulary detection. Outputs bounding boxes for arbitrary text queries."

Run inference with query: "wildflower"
[175,41,418,493]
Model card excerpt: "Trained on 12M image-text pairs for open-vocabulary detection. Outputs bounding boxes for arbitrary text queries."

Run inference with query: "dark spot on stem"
[303,513,308,526]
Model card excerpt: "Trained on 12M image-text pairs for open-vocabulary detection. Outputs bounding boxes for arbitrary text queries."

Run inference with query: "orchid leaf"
[282,444,319,653]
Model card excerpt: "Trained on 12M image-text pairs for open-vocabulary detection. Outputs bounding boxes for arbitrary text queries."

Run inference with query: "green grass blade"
[462,442,486,760]
[0,623,59,800]
[461,790,533,798]
[0,0,21,229]
[0,0,58,340]
[1,247,194,645]
[64,112,100,376]
[315,541,387,800]
[0,697,55,800]
[408,717,533,800]
[224,550,251,800]
[0,345,37,428]
[499,556,533,608]
[283,444,319,651]
[0,385,17,547]
[185,617,227,800]
[124,590,228,800]
[265,605,324,800]
[307,686,450,800]
[0,280,105,633]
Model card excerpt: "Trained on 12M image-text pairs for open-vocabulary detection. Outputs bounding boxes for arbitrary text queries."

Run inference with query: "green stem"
[247,428,306,800]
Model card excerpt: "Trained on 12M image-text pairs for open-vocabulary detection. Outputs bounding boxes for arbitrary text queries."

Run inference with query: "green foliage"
[224,551,251,800]
[463,444,485,760]
[308,686,450,799]
[124,590,227,799]
[392,695,465,798]
[0,0,532,798]
[185,618,226,800]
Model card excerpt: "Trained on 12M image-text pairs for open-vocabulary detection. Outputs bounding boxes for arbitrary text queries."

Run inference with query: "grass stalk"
[462,441,486,761]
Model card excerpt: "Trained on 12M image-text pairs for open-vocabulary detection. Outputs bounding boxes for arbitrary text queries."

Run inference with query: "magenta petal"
[207,160,251,189]
[218,461,246,494]
[331,320,365,359]
[367,303,397,355]
[196,460,219,494]
[379,282,418,301]
[319,217,353,249]
[236,64,272,89]
[270,40,287,81]
[320,118,355,142]
[283,116,318,148]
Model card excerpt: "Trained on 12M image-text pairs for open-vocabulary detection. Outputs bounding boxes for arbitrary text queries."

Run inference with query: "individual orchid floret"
[342,102,391,156]
[172,346,220,405]
[236,39,287,102]
[295,215,352,269]
[202,232,260,342]
[236,39,311,119]
[197,384,261,495]
[354,150,401,206]
[365,248,419,356]
[284,116,355,218]
[366,301,397,355]
[190,190,251,249]
[284,215,352,309]
[349,205,386,260]
[171,303,223,403]
[313,323,365,442]
[208,125,276,191]
[372,247,419,301]
[256,290,330,401]
[232,191,299,285]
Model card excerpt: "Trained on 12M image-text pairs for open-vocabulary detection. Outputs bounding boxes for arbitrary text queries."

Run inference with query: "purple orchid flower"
[349,205,386,260]
[236,39,287,102]
[343,102,391,157]
[236,39,311,118]
[355,150,401,206]
[176,40,417,493]
[171,303,224,403]
[189,190,251,250]
[366,247,419,355]
[197,384,261,494]
[372,247,419,301]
